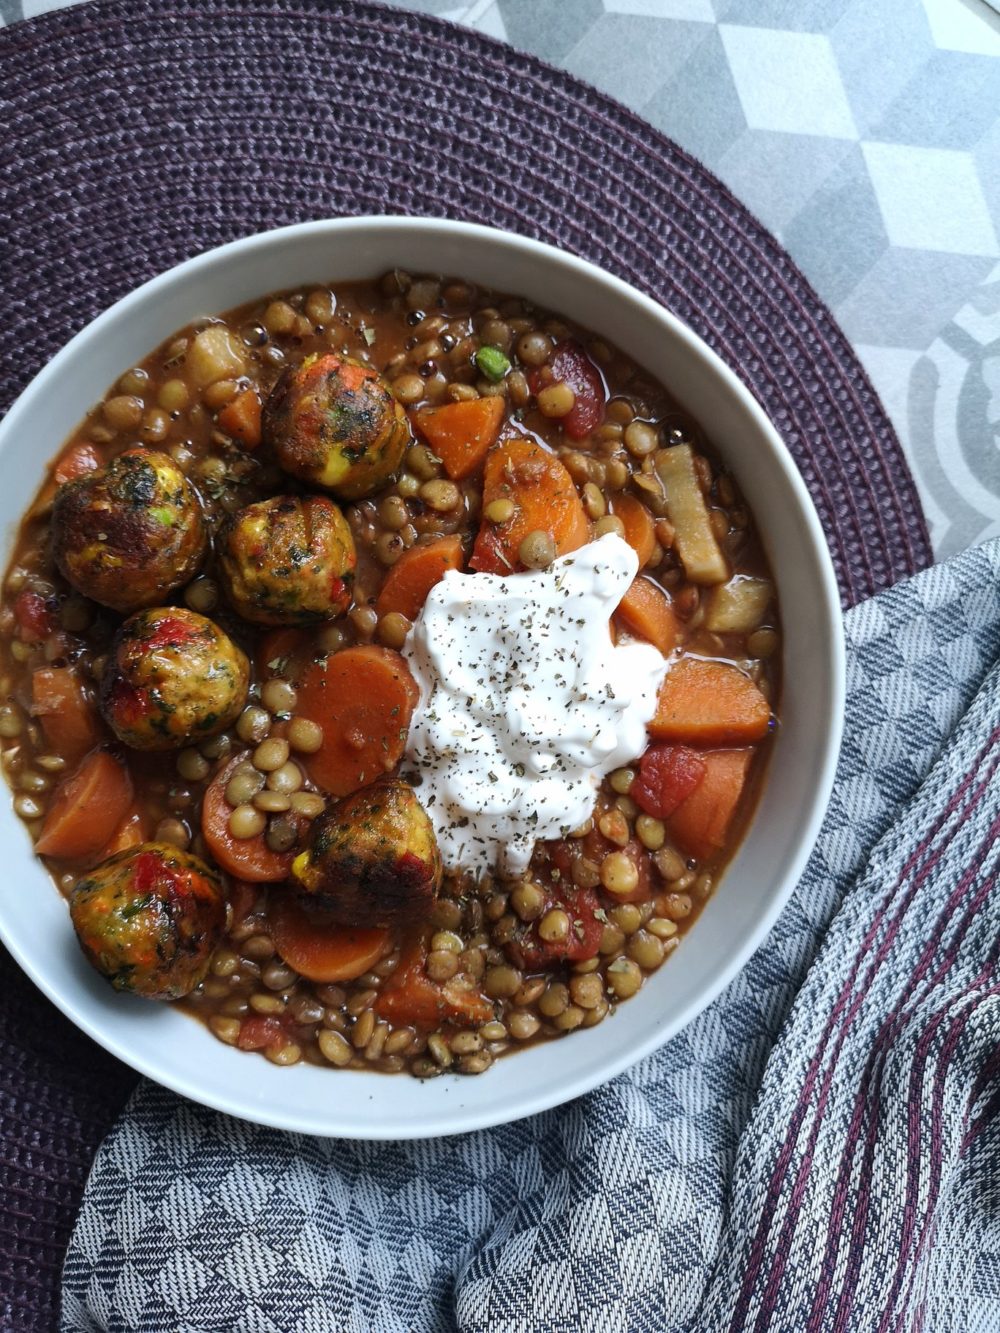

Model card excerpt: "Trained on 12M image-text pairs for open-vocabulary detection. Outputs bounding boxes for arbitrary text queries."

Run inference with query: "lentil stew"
[0,271,779,1077]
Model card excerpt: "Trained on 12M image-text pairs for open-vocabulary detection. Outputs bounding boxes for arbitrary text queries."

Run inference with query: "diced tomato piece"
[574,824,656,906]
[13,590,54,643]
[508,875,603,970]
[528,340,606,439]
[237,1015,289,1051]
[53,442,101,485]
[631,745,707,819]
[375,933,493,1029]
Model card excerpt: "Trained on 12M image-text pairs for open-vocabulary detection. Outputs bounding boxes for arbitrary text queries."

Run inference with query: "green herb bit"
[475,346,511,383]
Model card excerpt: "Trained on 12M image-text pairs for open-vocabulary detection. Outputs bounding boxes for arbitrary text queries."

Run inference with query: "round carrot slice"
[295,645,418,797]
[268,891,390,982]
[201,751,298,882]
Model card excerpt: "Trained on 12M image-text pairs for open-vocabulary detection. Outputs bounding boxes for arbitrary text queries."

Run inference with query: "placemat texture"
[0,1,932,1329]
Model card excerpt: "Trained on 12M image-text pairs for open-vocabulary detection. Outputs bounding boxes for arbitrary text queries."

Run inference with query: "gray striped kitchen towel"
[61,538,1000,1333]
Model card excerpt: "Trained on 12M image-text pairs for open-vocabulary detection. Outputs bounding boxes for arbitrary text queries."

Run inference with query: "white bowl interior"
[0,219,844,1137]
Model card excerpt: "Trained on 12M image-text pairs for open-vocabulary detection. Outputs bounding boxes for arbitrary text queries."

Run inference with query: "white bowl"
[0,218,843,1138]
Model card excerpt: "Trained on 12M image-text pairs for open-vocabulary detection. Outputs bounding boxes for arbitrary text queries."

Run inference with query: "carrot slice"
[375,932,493,1029]
[610,493,657,569]
[31,666,101,765]
[269,892,391,982]
[412,397,505,480]
[296,645,419,797]
[202,751,298,882]
[217,387,262,448]
[374,535,464,622]
[667,748,753,861]
[649,657,771,745]
[615,577,679,656]
[470,438,590,574]
[35,750,133,860]
[96,803,151,860]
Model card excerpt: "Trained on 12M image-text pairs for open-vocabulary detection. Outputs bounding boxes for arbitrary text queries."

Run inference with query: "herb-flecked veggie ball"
[51,448,207,613]
[70,842,225,998]
[100,607,249,750]
[219,494,356,625]
[262,352,411,499]
[291,779,442,926]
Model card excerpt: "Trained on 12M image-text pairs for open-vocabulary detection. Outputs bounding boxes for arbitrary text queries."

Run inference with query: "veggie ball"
[291,779,442,927]
[70,842,225,998]
[52,448,207,613]
[219,494,356,625]
[100,606,249,750]
[262,352,411,500]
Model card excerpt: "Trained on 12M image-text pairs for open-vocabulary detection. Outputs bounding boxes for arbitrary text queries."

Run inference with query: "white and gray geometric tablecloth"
[5,0,1000,559]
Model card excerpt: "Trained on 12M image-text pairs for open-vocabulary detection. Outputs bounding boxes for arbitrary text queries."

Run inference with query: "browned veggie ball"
[219,494,356,626]
[100,607,249,750]
[69,842,225,998]
[262,352,411,499]
[290,779,441,927]
[51,448,207,613]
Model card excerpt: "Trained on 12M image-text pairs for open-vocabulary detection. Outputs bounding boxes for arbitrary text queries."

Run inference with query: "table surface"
[5,0,1000,560]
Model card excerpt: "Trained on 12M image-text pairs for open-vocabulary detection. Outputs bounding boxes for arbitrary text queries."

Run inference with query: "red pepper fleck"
[143,615,200,651]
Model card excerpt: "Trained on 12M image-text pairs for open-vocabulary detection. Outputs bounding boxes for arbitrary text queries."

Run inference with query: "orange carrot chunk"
[470,438,590,574]
[268,892,391,982]
[375,933,493,1029]
[614,577,680,656]
[375,535,464,622]
[217,387,262,448]
[97,803,151,860]
[610,493,657,569]
[667,748,753,860]
[202,752,298,882]
[649,657,771,745]
[296,645,419,797]
[412,397,505,480]
[35,750,133,860]
[31,666,102,766]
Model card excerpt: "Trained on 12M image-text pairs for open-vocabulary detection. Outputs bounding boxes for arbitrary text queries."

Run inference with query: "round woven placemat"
[1,1,931,1327]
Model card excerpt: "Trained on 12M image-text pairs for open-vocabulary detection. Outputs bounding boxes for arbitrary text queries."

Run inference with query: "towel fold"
[61,540,1000,1333]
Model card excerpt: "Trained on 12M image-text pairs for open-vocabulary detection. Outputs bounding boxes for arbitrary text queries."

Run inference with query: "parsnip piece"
[704,576,773,633]
[654,445,729,585]
[187,326,247,388]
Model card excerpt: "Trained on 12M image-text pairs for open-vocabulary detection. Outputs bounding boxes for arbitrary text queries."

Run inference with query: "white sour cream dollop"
[403,533,668,876]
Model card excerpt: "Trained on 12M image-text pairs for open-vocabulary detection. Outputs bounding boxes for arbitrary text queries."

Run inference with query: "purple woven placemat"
[0,1,931,1328]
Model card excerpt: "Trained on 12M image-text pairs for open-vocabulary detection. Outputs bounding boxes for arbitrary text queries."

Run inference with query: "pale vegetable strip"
[704,576,773,633]
[654,445,729,585]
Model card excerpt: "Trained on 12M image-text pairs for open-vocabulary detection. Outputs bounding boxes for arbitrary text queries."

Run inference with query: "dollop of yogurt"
[403,533,668,876]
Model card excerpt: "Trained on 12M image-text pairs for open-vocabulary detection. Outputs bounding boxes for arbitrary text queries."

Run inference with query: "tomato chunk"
[631,745,707,819]
[528,340,606,440]
[375,933,493,1029]
[237,1015,290,1051]
[508,879,603,970]
[14,590,54,643]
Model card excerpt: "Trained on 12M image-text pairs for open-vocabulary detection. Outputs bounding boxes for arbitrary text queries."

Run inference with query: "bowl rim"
[0,215,845,1137]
